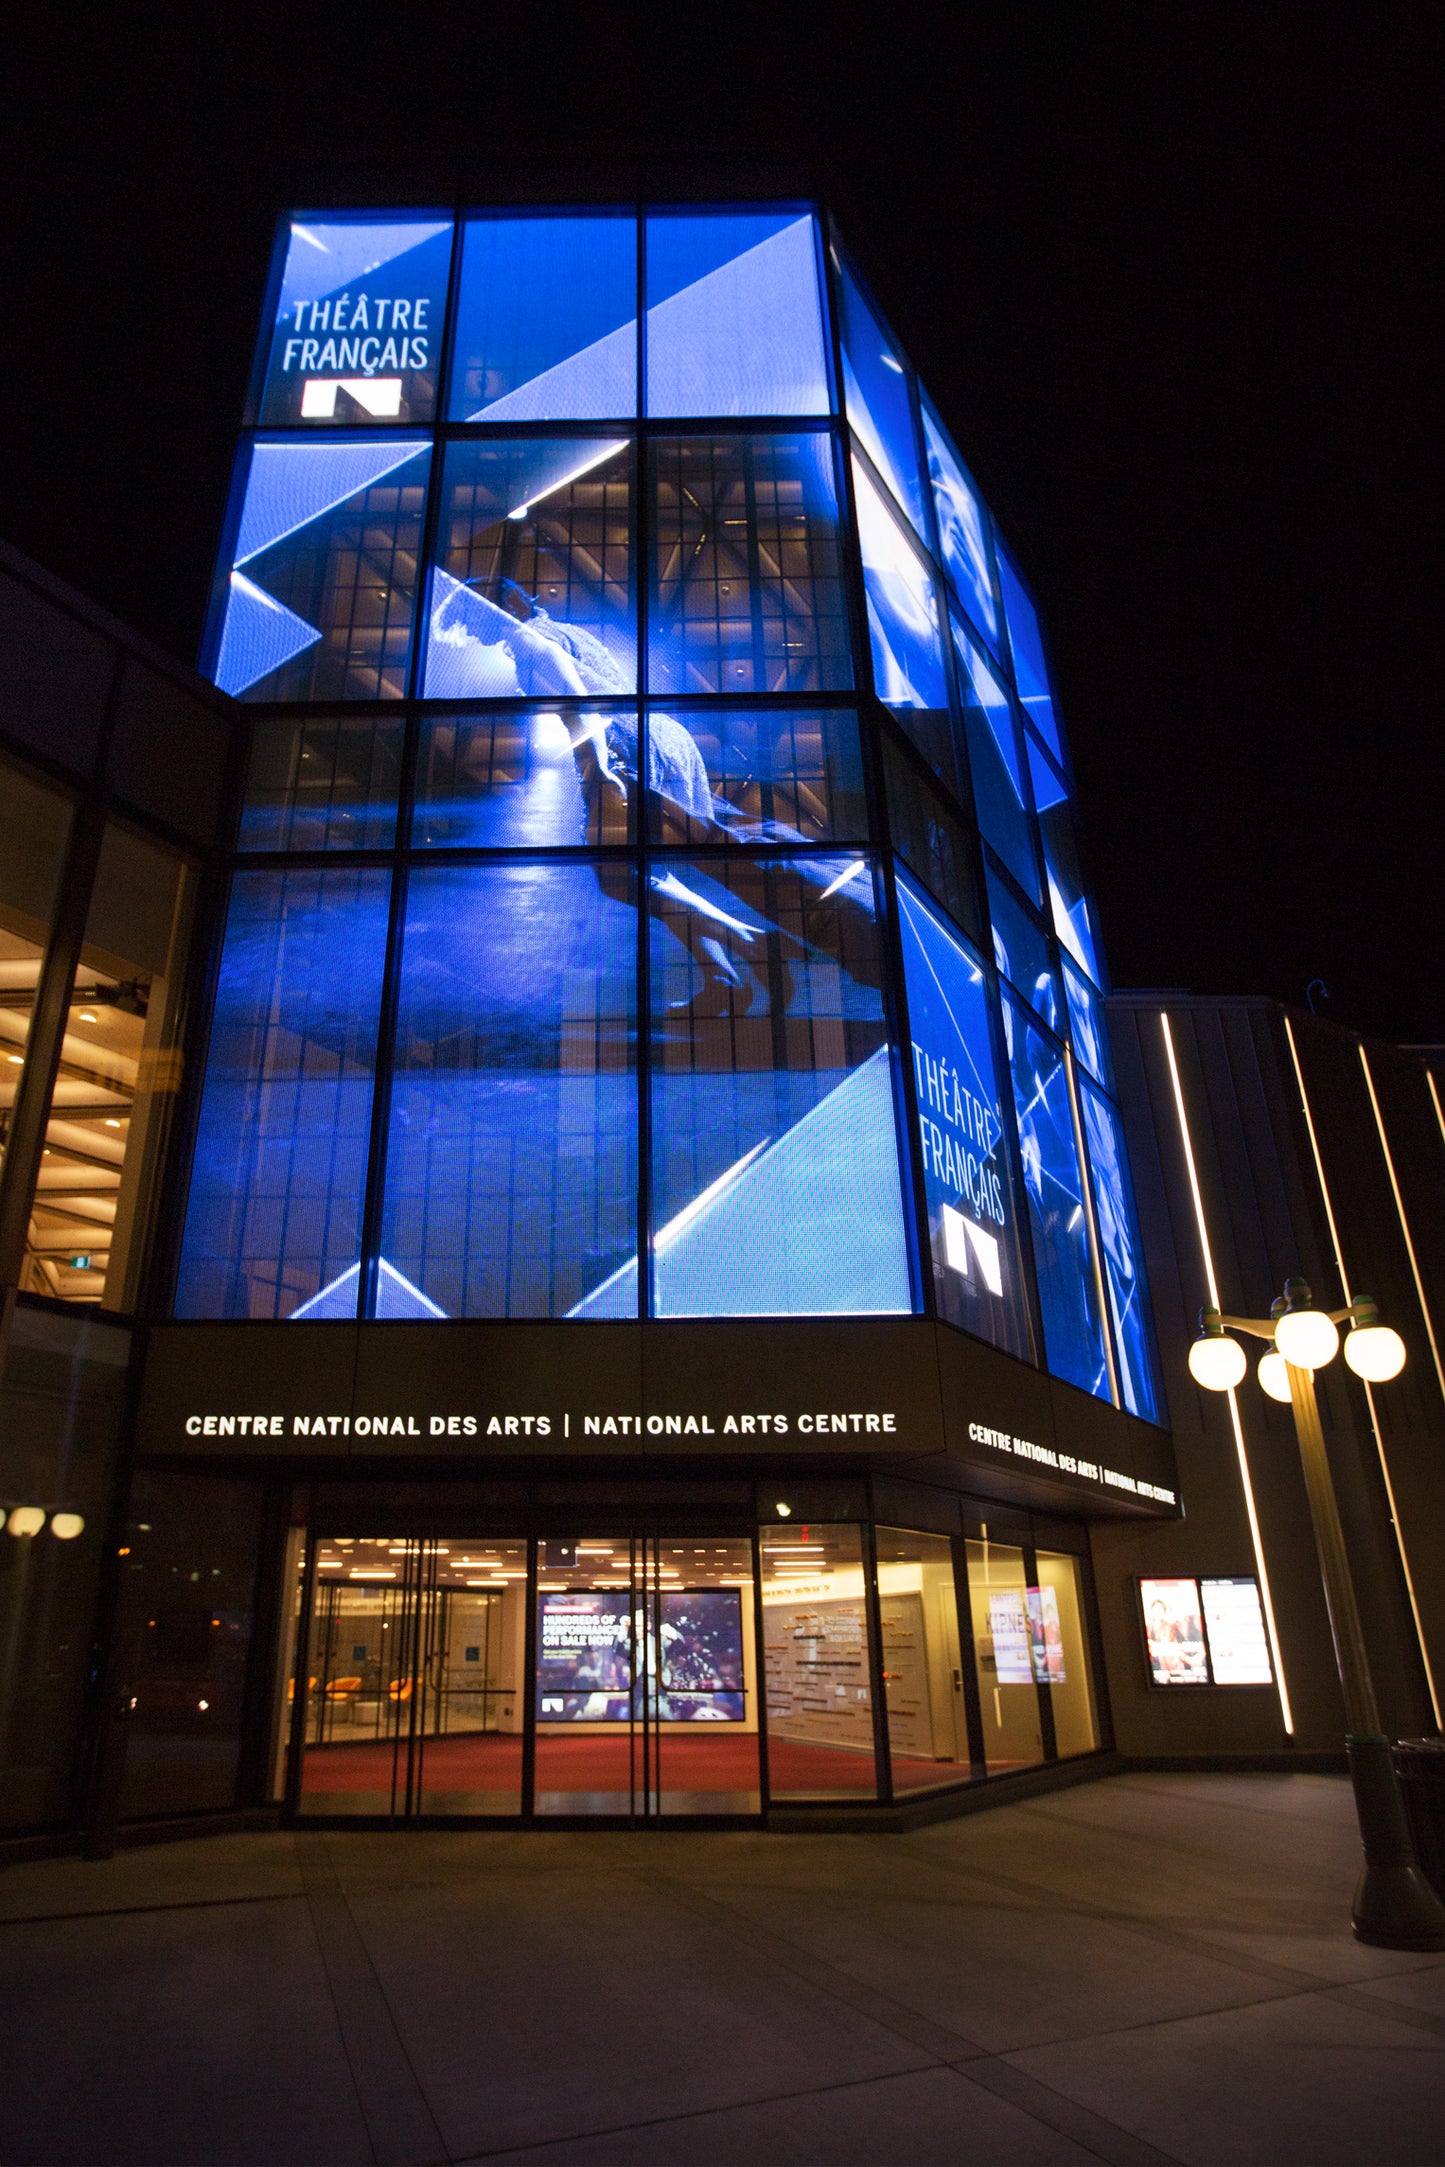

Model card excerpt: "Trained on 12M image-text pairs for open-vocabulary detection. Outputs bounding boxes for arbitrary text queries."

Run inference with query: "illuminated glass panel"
[1062,957,1111,1089]
[644,708,866,847]
[1024,734,1101,983]
[175,867,390,1319]
[239,716,402,851]
[837,263,924,532]
[635,856,911,1320]
[1002,992,1109,1399]
[211,437,429,702]
[649,436,850,695]
[922,401,1000,650]
[895,877,1032,1356]
[1079,1080,1158,1421]
[258,214,452,426]
[996,545,1063,759]
[952,618,1040,901]
[986,865,1062,1037]
[379,862,637,1319]
[423,438,635,698]
[449,212,636,421]
[413,708,633,849]
[852,457,950,775]
[882,742,980,941]
[645,210,829,418]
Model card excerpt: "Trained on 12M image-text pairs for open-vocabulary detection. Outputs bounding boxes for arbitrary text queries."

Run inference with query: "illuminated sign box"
[1138,1575,1273,1687]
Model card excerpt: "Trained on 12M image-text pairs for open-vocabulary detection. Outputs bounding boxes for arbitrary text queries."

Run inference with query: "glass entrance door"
[533,1533,760,1820]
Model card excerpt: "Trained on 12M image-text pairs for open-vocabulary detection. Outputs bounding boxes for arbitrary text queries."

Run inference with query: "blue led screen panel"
[380,862,637,1320]
[258,214,452,426]
[645,211,830,418]
[450,212,636,421]
[1003,992,1110,1400]
[837,263,924,533]
[644,708,867,848]
[1079,1081,1159,1421]
[1062,958,1111,1090]
[413,708,633,849]
[649,436,850,695]
[211,437,430,702]
[986,865,1062,1036]
[996,545,1063,760]
[922,402,1000,651]
[1024,735,1102,984]
[239,717,402,851]
[882,741,981,944]
[617,855,912,1320]
[852,457,952,780]
[896,876,1032,1356]
[175,867,390,1320]
[422,438,635,699]
[953,619,1040,902]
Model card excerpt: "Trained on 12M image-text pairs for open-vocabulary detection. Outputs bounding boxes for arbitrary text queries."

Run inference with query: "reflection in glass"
[852,458,951,777]
[1062,958,1109,1088]
[1026,736,1101,984]
[176,867,390,1319]
[965,1534,1044,1772]
[837,263,924,532]
[0,756,72,1190]
[996,544,1063,759]
[413,709,633,849]
[922,402,999,647]
[1079,1082,1159,1421]
[212,437,430,701]
[258,215,453,427]
[631,856,910,1321]
[760,1524,878,1799]
[953,620,1040,900]
[450,212,636,421]
[240,716,402,851]
[645,210,830,418]
[1031,1553,1100,1756]
[876,1528,972,1792]
[895,877,1033,1358]
[424,438,635,698]
[649,435,850,695]
[986,864,1061,1034]
[645,708,867,847]
[381,863,636,1320]
[1003,993,1110,1399]
[883,743,980,941]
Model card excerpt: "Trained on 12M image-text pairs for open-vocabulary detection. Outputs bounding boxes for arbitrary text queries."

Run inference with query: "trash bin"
[1394,1738,1445,1902]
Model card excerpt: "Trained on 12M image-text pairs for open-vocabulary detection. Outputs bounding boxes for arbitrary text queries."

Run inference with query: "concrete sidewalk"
[1,1774,1443,2164]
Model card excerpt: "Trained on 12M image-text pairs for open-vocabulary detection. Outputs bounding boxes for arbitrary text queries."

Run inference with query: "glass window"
[836,262,924,533]
[258,213,452,427]
[875,1528,971,1792]
[212,436,430,701]
[413,708,634,849]
[1079,1081,1159,1422]
[1025,736,1102,984]
[175,866,390,1320]
[883,744,979,941]
[379,862,637,1320]
[953,620,1040,900]
[1062,958,1111,1090]
[0,755,72,1187]
[996,544,1064,760]
[852,458,950,776]
[645,707,867,847]
[1002,992,1110,1401]
[450,211,636,421]
[1031,1552,1100,1756]
[239,715,402,851]
[23,823,195,1312]
[922,401,1000,650]
[986,864,1062,1036]
[645,210,829,418]
[895,876,1033,1359]
[965,1533,1044,1772]
[760,1523,878,1799]
[423,437,635,700]
[636,856,911,1321]
[649,435,851,696]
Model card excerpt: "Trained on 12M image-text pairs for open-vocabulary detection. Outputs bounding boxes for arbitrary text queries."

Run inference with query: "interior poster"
[535,1589,745,1721]
[1200,1577,1272,1685]
[1026,1584,1067,1684]
[987,1589,1035,1685]
[1141,1577,1210,1686]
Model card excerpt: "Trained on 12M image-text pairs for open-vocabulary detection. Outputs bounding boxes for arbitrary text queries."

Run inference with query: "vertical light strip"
[1160,1012,1294,1733]
[1426,1069,1445,1155]
[1358,1045,1445,1404]
[1283,1018,1441,1726]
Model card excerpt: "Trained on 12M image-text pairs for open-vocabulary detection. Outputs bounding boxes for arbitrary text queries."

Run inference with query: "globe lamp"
[1258,1348,1298,1403]
[1273,1280,1340,1370]
[1188,1325,1246,1392]
[1343,1298,1407,1382]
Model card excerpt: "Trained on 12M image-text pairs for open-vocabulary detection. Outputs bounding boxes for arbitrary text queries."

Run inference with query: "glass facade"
[187,200,1160,1409]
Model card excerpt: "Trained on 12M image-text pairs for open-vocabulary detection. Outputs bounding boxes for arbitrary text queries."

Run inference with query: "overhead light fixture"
[1273,1279,1340,1370]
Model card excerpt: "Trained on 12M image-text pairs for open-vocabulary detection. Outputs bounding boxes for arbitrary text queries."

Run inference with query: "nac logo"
[299,378,404,420]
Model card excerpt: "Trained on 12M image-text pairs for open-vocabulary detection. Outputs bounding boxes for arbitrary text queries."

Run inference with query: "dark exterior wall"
[1101,995,1444,1761]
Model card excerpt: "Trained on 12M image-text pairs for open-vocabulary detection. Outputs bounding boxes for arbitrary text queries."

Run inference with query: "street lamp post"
[1189,1277,1445,1951]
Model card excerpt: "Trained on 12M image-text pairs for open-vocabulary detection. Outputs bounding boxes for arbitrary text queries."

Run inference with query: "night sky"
[4,11,1439,1043]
